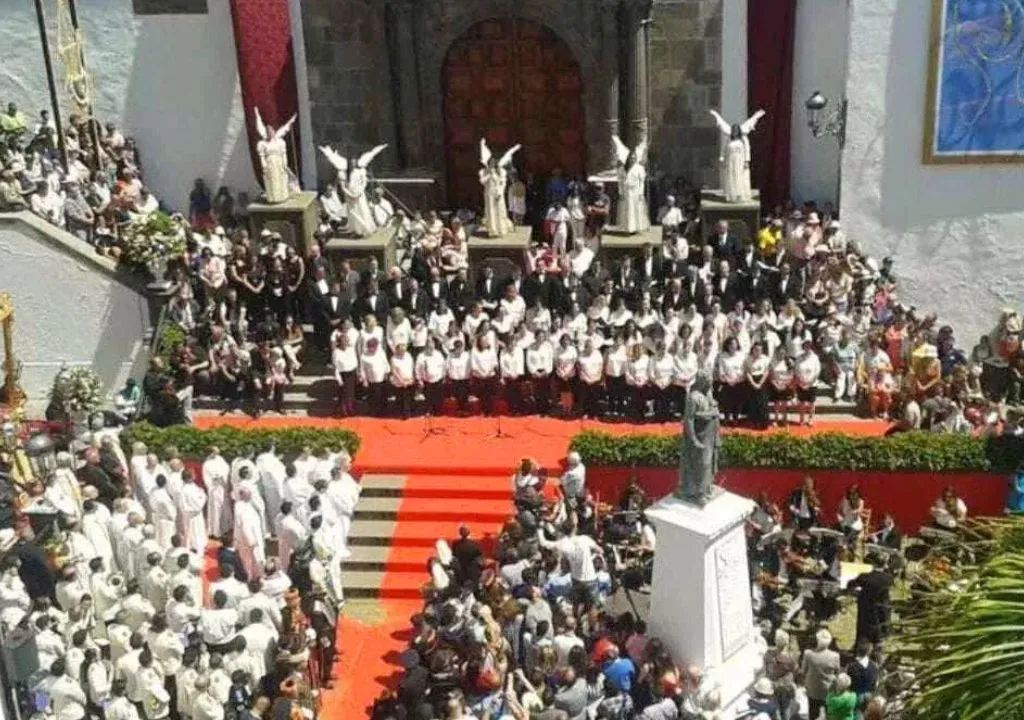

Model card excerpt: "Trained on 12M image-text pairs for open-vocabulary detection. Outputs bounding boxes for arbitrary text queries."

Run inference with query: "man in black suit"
[744,263,771,305]
[554,273,591,315]
[581,258,610,297]
[867,513,903,550]
[521,268,557,309]
[384,269,406,309]
[734,238,759,279]
[709,259,740,312]
[683,267,709,313]
[425,267,447,309]
[771,262,804,307]
[503,265,525,300]
[636,243,663,289]
[353,278,389,328]
[446,268,474,321]
[708,219,740,260]
[847,558,893,645]
[324,281,350,337]
[476,266,502,314]
[661,278,687,314]
[404,278,430,318]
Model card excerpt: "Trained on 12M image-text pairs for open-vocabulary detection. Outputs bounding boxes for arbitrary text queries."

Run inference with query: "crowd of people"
[0,435,362,720]
[368,454,938,720]
[139,158,1022,430]
[0,101,250,258]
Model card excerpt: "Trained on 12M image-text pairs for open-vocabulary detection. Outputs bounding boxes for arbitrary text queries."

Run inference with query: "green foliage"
[154,323,187,360]
[121,422,360,460]
[569,430,1022,473]
[119,211,187,269]
[899,517,1024,719]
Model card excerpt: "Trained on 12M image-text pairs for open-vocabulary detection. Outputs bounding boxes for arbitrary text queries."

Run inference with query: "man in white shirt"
[415,340,446,416]
[525,332,554,414]
[199,590,239,651]
[445,339,471,413]
[560,452,587,505]
[536,523,603,607]
[209,564,251,609]
[359,337,390,416]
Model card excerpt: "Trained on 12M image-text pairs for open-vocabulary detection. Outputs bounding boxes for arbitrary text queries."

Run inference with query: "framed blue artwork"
[924,0,1024,163]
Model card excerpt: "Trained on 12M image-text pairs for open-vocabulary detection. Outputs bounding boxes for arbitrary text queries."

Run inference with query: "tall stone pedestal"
[247,191,319,255]
[700,189,761,243]
[646,491,760,713]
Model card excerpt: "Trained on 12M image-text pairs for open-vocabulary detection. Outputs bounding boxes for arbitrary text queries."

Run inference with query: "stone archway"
[442,18,586,209]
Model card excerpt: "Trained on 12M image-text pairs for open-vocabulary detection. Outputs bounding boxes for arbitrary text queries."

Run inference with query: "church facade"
[299,0,727,203]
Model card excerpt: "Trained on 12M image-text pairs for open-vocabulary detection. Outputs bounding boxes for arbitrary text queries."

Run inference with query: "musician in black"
[867,513,902,549]
[847,555,893,646]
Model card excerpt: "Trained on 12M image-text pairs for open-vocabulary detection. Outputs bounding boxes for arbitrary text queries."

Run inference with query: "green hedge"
[569,430,1023,473]
[121,422,360,460]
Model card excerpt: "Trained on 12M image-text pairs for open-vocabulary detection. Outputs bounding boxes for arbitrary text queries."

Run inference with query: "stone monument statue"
[612,135,649,234]
[478,138,521,238]
[320,143,389,237]
[675,371,722,505]
[708,108,766,203]
[254,107,297,205]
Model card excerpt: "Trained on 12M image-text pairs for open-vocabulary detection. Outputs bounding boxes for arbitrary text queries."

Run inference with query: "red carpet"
[194,415,889,474]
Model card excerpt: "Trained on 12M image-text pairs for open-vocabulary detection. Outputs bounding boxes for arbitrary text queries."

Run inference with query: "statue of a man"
[675,372,721,505]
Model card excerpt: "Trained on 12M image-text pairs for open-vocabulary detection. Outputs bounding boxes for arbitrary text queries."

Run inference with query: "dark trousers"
[653,385,674,420]
[366,381,386,416]
[338,370,356,415]
[629,384,649,419]
[672,386,688,417]
[263,380,285,412]
[423,380,444,415]
[552,376,575,416]
[392,383,413,417]
[449,379,469,411]
[530,375,551,414]
[607,375,628,415]
[473,375,499,415]
[577,381,603,418]
[502,377,523,414]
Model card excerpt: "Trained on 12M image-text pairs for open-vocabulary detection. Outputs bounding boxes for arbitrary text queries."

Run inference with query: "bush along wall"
[569,430,1023,474]
[121,422,360,460]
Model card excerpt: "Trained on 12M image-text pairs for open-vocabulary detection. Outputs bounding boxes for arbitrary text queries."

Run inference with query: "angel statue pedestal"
[700,189,761,245]
[248,192,319,255]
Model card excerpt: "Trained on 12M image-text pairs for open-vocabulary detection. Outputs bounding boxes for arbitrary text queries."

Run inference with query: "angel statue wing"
[708,109,732,136]
[611,135,630,166]
[479,138,492,167]
[254,107,269,141]
[274,114,297,141]
[356,144,388,169]
[319,145,348,176]
[740,109,767,135]
[498,143,521,168]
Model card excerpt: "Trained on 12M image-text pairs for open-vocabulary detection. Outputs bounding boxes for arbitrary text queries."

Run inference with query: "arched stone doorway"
[442,18,586,210]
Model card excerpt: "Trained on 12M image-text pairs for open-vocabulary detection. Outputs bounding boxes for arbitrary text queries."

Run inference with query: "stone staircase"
[341,473,513,599]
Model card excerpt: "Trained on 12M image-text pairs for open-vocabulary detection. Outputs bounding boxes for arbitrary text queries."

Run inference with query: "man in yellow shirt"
[0,103,27,139]
[757,217,784,256]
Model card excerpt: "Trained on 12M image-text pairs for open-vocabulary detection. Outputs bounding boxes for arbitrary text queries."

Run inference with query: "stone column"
[624,0,653,148]
[387,0,424,168]
[600,0,622,169]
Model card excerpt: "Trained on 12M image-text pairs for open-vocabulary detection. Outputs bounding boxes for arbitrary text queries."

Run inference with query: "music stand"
[421,410,448,440]
[487,411,515,440]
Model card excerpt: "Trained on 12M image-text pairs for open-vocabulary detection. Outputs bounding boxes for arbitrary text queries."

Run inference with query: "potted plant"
[119,211,187,285]
[49,365,103,432]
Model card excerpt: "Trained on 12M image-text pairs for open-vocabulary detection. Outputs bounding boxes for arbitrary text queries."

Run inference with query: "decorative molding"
[132,0,208,15]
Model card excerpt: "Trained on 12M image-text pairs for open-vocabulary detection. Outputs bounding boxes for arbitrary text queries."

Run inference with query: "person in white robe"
[209,565,250,609]
[177,472,208,555]
[85,648,113,707]
[368,186,395,229]
[128,442,149,496]
[326,460,361,551]
[191,677,225,720]
[40,660,88,717]
[478,139,520,238]
[43,470,80,524]
[283,464,316,527]
[164,458,186,508]
[233,488,266,580]
[64,523,97,582]
[137,652,170,720]
[134,526,162,584]
[175,650,201,720]
[612,135,649,234]
[51,453,83,522]
[107,680,142,720]
[134,454,162,509]
[546,203,572,256]
[147,615,184,681]
[168,554,203,611]
[141,553,169,610]
[310,515,346,605]
[292,447,317,483]
[256,444,286,533]
[148,476,178,550]
[81,500,115,570]
[88,561,124,632]
[260,561,291,603]
[237,583,282,632]
[55,565,90,612]
[165,585,200,635]
[232,464,266,539]
[121,582,156,633]
[207,655,233,704]
[273,502,307,571]
[116,512,144,581]
[203,447,233,539]
[239,609,278,681]
[0,561,30,630]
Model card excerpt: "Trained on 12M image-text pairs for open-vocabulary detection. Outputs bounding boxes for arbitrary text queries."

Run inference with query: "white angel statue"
[709,108,766,203]
[479,138,521,238]
[612,135,649,234]
[320,143,389,237]
[254,108,297,204]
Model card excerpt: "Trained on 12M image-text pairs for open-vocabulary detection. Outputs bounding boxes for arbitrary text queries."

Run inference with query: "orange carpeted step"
[398,475,515,500]
[391,497,513,522]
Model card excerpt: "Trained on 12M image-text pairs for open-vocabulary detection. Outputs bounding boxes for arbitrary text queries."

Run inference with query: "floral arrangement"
[119,211,187,272]
[49,365,104,416]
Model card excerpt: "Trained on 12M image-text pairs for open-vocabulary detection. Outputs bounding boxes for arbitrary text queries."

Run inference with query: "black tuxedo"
[581,266,610,297]
[772,273,804,307]
[708,232,740,260]
[660,289,687,314]
[554,282,591,315]
[353,292,390,328]
[476,276,502,310]
[709,272,740,311]
[683,278,709,313]
[744,273,770,304]
[635,253,662,287]
[735,247,758,278]
[324,293,350,329]
[404,289,430,318]
[384,278,407,310]
[446,278,474,318]
[522,273,557,309]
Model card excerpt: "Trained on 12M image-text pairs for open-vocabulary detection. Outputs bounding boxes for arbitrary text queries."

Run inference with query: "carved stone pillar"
[600,0,622,169]
[624,0,653,148]
[387,0,424,168]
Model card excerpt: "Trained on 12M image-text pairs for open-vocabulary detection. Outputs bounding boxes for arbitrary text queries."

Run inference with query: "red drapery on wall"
[747,0,797,209]
[228,0,301,184]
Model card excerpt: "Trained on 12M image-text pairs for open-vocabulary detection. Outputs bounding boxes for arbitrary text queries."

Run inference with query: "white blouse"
[717,351,746,385]
[415,352,445,383]
[500,348,525,379]
[578,351,604,384]
[649,353,676,389]
[770,361,794,391]
[673,351,699,387]
[526,344,554,376]
[446,352,470,380]
[794,352,822,388]
[390,354,415,387]
[470,348,498,378]
[626,355,650,387]
[604,346,628,377]
[359,350,389,384]
[332,346,357,374]
[555,346,579,379]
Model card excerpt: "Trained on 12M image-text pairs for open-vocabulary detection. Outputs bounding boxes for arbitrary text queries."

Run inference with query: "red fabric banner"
[228,0,301,184]
[747,0,797,209]
[587,467,1008,533]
